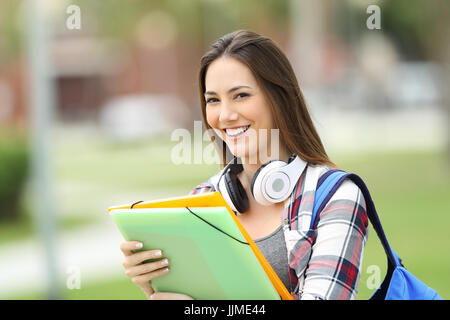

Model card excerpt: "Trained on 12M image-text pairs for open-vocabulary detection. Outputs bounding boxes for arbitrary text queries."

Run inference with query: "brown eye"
[235,92,249,100]
[206,97,219,104]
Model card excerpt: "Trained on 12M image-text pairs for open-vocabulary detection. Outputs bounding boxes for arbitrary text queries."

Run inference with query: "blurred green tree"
[379,0,450,163]
[0,132,29,221]
[339,0,450,163]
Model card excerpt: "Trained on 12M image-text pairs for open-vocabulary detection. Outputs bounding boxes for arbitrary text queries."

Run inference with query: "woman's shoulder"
[329,178,367,209]
[303,163,368,223]
[308,163,365,203]
[314,166,368,231]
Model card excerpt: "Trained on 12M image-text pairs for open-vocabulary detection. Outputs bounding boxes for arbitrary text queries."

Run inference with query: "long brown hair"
[199,30,336,169]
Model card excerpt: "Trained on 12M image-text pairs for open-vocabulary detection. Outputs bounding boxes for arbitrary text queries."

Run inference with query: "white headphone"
[213,155,307,213]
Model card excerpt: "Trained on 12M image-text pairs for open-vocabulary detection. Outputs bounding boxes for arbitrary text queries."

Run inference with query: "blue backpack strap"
[311,170,401,269]
[310,169,348,229]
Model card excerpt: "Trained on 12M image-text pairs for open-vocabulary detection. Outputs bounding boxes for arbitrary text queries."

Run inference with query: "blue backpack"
[311,169,443,300]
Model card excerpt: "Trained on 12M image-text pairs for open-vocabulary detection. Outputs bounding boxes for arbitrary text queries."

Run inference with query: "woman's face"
[204,56,280,164]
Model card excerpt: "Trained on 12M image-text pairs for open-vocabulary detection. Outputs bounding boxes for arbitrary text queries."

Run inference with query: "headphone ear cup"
[251,160,286,205]
[250,161,274,197]
[224,171,249,213]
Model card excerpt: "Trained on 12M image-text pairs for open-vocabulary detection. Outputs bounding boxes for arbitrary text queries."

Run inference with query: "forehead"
[205,56,258,92]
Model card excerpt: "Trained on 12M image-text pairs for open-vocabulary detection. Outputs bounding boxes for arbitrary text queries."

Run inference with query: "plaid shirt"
[190,163,368,300]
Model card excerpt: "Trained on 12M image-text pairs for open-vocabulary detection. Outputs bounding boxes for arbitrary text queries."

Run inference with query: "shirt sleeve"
[300,179,369,300]
[189,181,215,195]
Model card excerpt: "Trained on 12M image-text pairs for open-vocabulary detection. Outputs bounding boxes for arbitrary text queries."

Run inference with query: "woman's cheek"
[206,111,217,130]
[206,111,223,140]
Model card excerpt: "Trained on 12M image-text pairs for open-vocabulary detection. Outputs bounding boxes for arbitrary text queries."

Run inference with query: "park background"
[0,0,449,299]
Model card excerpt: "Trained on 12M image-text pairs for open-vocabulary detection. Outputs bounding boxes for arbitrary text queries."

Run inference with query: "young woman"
[120,30,369,300]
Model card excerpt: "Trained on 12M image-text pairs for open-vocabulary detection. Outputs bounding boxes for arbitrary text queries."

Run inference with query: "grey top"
[254,225,291,292]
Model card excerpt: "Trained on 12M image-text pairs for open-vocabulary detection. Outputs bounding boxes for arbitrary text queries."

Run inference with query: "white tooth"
[226,126,247,136]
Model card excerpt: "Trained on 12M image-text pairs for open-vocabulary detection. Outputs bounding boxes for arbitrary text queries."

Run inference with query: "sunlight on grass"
[9,275,145,300]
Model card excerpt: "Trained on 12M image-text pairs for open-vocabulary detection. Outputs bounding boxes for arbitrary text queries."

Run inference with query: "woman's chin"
[229,147,259,165]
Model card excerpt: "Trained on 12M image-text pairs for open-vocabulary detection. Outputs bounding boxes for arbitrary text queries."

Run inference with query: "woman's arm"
[300,179,369,300]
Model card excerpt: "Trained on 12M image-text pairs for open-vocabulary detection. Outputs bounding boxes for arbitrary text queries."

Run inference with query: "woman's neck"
[238,147,291,190]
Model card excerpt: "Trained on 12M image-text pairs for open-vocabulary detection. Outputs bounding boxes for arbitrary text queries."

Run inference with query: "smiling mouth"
[224,125,251,139]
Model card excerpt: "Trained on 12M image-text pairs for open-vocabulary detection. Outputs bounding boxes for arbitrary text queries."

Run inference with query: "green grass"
[54,136,219,192]
[0,213,98,246]
[4,136,450,300]
[333,150,450,299]
[8,275,145,300]
[1,136,219,245]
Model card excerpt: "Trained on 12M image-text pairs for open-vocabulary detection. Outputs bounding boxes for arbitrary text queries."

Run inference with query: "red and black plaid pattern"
[283,164,368,299]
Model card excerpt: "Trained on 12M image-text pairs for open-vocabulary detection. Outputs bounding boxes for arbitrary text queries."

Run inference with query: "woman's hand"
[120,241,170,298]
[120,241,194,300]
[149,292,194,300]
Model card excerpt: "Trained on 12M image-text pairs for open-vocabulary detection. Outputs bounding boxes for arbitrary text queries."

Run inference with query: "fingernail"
[161,259,168,266]
[136,242,143,249]
[155,250,162,257]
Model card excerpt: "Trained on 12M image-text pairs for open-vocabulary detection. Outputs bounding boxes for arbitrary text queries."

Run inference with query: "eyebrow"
[204,85,252,96]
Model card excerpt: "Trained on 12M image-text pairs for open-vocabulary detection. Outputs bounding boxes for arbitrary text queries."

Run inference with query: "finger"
[131,267,169,286]
[120,241,144,257]
[150,292,194,300]
[142,285,155,299]
[125,258,169,278]
[123,249,163,268]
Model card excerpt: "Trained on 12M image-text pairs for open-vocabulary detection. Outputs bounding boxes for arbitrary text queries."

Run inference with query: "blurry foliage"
[75,0,289,45]
[0,0,23,63]
[0,131,29,221]
[0,0,289,64]
[341,0,450,60]
[1,0,448,63]
[382,0,450,61]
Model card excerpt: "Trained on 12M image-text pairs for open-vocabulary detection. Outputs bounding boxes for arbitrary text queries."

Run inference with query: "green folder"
[110,206,281,300]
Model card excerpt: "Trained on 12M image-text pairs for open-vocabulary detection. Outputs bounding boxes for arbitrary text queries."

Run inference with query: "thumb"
[149,292,194,300]
[142,283,155,299]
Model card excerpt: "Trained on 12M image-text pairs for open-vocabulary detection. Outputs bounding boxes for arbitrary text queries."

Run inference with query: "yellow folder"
[108,191,293,300]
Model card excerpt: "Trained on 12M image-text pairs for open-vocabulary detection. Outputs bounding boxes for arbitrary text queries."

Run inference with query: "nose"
[219,101,238,123]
